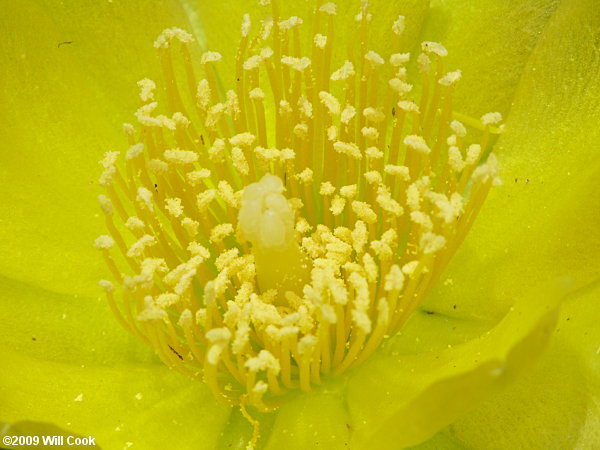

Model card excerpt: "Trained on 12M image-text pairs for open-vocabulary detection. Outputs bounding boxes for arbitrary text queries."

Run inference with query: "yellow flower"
[0,0,598,449]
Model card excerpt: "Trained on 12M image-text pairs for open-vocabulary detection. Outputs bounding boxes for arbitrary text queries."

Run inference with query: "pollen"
[95,0,502,415]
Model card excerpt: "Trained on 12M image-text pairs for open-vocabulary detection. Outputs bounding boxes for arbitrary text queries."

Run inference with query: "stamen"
[96,0,502,416]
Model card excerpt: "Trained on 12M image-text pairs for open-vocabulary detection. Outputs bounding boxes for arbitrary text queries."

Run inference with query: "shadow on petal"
[347,280,567,449]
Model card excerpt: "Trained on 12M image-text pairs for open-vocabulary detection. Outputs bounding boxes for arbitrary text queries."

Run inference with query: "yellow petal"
[264,392,351,449]
[347,280,565,448]
[423,0,600,321]
[0,277,231,449]
[412,0,600,445]
[429,280,600,449]
[419,0,560,115]
[0,0,193,298]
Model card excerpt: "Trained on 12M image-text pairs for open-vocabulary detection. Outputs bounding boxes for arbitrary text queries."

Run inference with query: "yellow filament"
[95,5,501,417]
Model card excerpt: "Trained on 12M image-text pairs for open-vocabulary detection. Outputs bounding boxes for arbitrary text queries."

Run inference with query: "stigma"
[95,0,502,412]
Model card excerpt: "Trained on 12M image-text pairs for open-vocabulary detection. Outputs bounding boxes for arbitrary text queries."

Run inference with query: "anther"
[96,1,501,414]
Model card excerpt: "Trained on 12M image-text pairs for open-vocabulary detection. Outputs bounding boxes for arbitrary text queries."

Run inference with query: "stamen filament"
[96,6,502,415]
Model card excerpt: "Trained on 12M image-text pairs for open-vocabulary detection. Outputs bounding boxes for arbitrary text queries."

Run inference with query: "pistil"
[238,174,311,297]
[95,0,502,416]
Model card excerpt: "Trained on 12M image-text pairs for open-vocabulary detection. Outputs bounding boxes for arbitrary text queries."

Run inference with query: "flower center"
[94,0,502,415]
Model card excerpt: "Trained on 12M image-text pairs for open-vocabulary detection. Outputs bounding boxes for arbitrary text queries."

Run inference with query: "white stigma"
[238,174,295,251]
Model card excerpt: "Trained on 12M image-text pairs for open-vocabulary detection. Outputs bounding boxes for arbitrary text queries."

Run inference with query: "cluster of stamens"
[95,0,502,412]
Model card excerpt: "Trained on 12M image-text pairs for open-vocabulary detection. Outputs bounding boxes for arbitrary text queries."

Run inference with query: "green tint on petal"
[436,281,600,449]
[390,308,499,356]
[475,0,599,269]
[264,392,350,450]
[0,276,231,449]
[425,155,600,322]
[441,342,587,449]
[346,280,564,449]
[559,281,600,447]
[420,0,559,116]
[0,0,193,299]
[422,0,600,321]
[0,348,230,450]
[0,275,152,366]
[560,282,600,395]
